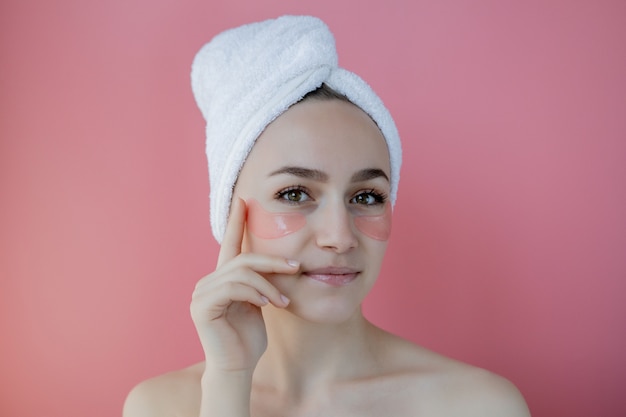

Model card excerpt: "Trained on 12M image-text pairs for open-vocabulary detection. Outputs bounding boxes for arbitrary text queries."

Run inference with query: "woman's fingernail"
[286,259,299,268]
[281,294,290,305]
[260,296,269,305]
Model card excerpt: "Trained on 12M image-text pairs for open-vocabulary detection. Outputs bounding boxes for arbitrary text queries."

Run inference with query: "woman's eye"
[277,188,310,203]
[351,191,386,205]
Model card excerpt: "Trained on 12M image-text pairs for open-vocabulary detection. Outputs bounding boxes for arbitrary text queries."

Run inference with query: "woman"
[124,16,530,417]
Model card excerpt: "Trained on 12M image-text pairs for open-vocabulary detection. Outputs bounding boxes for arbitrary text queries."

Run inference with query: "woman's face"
[233,98,392,323]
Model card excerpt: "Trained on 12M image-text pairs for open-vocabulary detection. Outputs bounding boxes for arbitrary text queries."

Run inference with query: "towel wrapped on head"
[191,15,402,243]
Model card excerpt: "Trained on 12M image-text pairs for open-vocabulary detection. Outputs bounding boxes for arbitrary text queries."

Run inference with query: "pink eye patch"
[246,199,392,241]
[246,199,306,239]
[354,203,392,241]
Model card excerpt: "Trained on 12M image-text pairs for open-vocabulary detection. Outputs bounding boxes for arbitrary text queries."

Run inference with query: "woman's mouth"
[303,267,360,286]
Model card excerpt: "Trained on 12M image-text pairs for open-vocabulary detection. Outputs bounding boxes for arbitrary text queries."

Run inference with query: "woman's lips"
[303,267,359,286]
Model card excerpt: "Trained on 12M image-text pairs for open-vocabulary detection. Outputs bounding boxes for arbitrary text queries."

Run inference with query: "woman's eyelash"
[368,190,388,202]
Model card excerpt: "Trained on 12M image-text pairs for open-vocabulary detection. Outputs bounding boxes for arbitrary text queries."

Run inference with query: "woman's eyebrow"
[268,166,389,183]
[268,166,328,181]
[351,168,389,183]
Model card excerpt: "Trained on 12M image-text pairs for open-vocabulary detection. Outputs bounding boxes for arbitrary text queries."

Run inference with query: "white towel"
[191,15,402,243]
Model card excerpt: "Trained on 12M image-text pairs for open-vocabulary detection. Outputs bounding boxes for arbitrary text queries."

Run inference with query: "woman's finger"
[194,264,293,307]
[197,253,299,289]
[191,281,271,318]
[216,198,247,268]
[218,253,300,276]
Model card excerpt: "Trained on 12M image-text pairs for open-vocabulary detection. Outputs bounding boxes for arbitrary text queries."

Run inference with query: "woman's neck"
[252,305,381,400]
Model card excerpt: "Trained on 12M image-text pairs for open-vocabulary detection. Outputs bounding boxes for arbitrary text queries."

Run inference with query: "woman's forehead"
[246,99,390,172]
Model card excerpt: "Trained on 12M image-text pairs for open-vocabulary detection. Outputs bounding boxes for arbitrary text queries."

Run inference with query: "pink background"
[1,1,625,416]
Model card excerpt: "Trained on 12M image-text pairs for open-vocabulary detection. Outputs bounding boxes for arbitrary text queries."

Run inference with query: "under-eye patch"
[354,204,392,241]
[246,199,306,239]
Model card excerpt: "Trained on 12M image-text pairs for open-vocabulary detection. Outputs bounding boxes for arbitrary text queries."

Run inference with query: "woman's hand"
[190,198,298,373]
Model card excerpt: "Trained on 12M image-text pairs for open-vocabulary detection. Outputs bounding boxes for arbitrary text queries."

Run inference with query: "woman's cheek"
[246,199,306,239]
[353,204,392,241]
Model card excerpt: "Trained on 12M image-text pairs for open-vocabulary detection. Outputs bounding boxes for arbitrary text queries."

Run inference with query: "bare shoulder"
[371,329,530,416]
[123,362,203,417]
[424,362,531,417]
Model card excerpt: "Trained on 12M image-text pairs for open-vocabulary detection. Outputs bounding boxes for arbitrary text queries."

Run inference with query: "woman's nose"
[314,202,358,253]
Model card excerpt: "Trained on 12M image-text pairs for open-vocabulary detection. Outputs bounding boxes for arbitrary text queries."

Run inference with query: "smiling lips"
[303,267,359,286]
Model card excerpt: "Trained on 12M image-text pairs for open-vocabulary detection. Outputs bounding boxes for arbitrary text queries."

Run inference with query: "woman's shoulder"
[123,362,203,417]
[370,328,531,416]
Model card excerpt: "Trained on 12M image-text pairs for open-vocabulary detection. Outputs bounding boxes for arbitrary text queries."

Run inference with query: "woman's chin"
[285,297,363,325]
